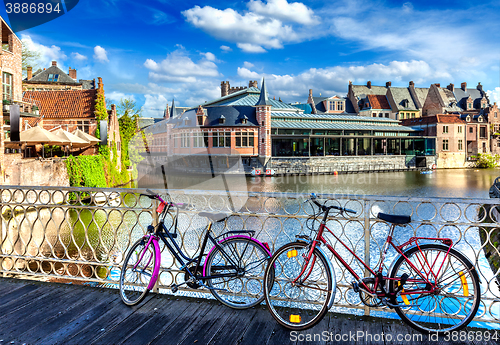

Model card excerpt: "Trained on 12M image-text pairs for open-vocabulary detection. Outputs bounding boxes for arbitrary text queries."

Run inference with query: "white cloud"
[183,5,313,52]
[21,35,67,68]
[237,67,261,79]
[220,45,232,52]
[106,91,136,103]
[93,46,109,62]
[248,0,317,25]
[142,94,169,118]
[144,49,220,83]
[71,52,88,61]
[114,82,180,96]
[202,52,217,61]
[487,88,500,105]
[243,61,254,69]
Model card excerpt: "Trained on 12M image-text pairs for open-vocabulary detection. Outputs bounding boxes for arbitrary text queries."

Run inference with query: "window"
[212,132,230,147]
[193,132,205,147]
[458,139,463,151]
[337,102,344,111]
[181,133,190,148]
[399,113,404,120]
[197,116,204,126]
[480,127,486,138]
[458,126,462,133]
[47,74,59,82]
[443,139,449,151]
[385,113,389,118]
[235,132,254,147]
[468,102,472,109]
[329,102,335,111]
[443,125,449,134]
[469,127,473,133]
[411,113,415,119]
[2,72,12,100]
[495,112,498,118]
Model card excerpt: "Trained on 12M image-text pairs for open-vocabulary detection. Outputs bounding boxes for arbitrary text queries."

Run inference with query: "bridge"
[1,277,496,345]
[1,186,499,343]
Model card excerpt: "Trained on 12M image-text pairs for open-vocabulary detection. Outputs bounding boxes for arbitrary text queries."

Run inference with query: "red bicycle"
[263,193,480,333]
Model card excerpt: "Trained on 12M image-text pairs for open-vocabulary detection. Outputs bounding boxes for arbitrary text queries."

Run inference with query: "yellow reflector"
[398,281,410,305]
[287,250,298,258]
[290,314,301,323]
[459,271,469,297]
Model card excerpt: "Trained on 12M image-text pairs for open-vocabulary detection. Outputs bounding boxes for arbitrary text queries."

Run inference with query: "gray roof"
[271,112,400,124]
[138,117,163,129]
[204,86,297,110]
[256,78,271,106]
[388,87,418,111]
[351,85,387,99]
[438,88,462,112]
[271,120,418,132]
[24,65,79,84]
[453,86,487,109]
[412,87,429,108]
[167,106,259,129]
[79,79,96,90]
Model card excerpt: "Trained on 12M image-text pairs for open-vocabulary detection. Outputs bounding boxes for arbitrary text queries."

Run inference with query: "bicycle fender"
[147,238,162,290]
[315,245,336,310]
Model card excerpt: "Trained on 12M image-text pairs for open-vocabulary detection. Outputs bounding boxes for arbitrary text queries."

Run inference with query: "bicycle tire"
[263,241,333,330]
[119,237,155,306]
[389,243,481,333]
[204,236,271,309]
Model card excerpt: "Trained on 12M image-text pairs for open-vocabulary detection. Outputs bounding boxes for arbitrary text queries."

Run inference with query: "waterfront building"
[142,80,436,178]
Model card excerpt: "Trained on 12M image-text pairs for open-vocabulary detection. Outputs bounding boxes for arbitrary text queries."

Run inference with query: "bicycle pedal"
[352,281,360,293]
[171,284,178,293]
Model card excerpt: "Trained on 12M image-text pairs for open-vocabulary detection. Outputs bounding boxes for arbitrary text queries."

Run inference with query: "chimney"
[367,81,372,89]
[27,66,32,80]
[435,83,440,87]
[447,83,454,91]
[386,81,392,87]
[409,81,414,87]
[249,80,258,88]
[477,82,483,92]
[52,61,57,66]
[97,77,104,95]
[68,67,77,80]
[461,82,467,91]
[164,104,170,119]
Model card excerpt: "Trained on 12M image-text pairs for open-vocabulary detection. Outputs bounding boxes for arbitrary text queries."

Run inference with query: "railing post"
[363,199,371,316]
[152,199,160,294]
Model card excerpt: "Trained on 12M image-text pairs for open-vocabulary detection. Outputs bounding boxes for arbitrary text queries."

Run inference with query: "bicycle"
[119,189,272,309]
[263,193,480,333]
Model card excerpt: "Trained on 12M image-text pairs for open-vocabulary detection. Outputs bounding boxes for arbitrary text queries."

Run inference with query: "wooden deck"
[0,277,496,345]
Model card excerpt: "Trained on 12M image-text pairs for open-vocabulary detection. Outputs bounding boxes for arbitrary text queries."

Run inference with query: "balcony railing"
[0,186,499,324]
[2,94,40,116]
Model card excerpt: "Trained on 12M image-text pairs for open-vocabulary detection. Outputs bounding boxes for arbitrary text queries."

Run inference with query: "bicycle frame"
[300,208,454,300]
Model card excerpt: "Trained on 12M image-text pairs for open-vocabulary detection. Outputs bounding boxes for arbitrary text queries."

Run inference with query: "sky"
[1,0,500,118]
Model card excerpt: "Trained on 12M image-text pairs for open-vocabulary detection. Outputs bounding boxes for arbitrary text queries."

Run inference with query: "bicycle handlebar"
[140,190,188,209]
[309,193,357,214]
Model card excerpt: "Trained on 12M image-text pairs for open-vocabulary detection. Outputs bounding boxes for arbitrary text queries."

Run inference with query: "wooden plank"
[37,291,121,345]
[240,306,278,345]
[266,323,294,345]
[0,278,26,295]
[179,301,238,345]
[0,285,83,340]
[63,294,156,345]
[295,310,330,345]
[118,297,192,345]
[208,306,259,345]
[13,286,117,344]
[150,299,219,345]
[0,283,41,311]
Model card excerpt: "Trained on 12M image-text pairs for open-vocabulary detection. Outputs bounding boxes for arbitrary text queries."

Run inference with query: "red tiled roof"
[21,116,40,128]
[401,114,465,126]
[23,90,97,119]
[367,94,391,109]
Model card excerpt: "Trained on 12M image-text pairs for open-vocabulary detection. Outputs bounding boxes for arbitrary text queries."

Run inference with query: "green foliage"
[471,153,500,168]
[94,93,108,140]
[66,155,107,188]
[117,97,141,168]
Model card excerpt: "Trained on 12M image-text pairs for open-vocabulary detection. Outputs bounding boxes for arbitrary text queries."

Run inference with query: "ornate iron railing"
[1,185,499,324]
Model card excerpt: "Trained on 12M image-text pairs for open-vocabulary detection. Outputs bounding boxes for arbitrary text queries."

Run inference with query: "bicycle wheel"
[263,242,333,331]
[119,237,156,306]
[204,236,271,309]
[389,243,481,333]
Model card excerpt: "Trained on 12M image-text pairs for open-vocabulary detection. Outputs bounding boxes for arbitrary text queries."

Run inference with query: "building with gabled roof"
[23,61,96,91]
[386,86,420,120]
[358,94,394,119]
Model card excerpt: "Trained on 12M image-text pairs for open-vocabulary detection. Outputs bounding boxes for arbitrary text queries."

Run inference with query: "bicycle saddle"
[377,212,411,224]
[198,212,228,222]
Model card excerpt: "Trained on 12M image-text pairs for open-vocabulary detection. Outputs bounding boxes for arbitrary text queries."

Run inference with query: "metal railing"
[1,185,499,323]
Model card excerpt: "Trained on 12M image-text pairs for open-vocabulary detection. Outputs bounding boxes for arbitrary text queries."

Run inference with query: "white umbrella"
[20,126,70,145]
[53,129,90,148]
[72,129,100,145]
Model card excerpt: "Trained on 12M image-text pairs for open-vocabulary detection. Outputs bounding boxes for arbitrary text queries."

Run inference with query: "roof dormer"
[467,96,474,110]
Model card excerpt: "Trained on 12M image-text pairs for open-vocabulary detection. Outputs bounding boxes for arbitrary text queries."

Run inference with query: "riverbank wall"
[1,154,70,186]
[269,155,437,175]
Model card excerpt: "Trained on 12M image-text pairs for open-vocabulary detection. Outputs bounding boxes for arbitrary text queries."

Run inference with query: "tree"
[117,97,141,168]
[21,43,41,76]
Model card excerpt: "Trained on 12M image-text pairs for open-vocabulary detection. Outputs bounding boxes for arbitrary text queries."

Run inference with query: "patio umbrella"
[72,129,100,145]
[53,129,90,148]
[20,126,70,145]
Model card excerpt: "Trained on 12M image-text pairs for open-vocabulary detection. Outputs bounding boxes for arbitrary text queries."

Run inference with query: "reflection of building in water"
[138,79,435,180]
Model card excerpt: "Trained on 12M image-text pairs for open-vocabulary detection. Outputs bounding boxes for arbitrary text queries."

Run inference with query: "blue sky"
[2,0,500,117]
